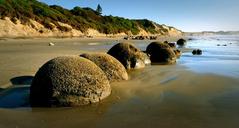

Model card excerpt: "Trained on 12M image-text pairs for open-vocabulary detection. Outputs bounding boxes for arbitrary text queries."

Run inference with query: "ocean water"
[179,35,239,78]
[0,36,239,128]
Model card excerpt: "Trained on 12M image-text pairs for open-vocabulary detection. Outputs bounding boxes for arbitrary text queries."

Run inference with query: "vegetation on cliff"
[0,0,180,35]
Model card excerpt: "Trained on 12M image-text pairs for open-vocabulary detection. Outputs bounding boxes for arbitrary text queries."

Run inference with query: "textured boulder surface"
[107,42,149,69]
[138,52,151,65]
[30,56,111,107]
[146,42,177,64]
[80,53,128,82]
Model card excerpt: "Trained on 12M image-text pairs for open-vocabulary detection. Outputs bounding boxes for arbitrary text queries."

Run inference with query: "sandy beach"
[0,36,239,128]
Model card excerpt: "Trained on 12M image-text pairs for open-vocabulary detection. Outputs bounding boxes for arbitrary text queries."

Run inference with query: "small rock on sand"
[49,42,55,46]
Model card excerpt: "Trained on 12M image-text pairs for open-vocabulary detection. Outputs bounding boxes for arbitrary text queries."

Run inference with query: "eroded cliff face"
[153,23,183,37]
[0,17,182,38]
[0,17,84,37]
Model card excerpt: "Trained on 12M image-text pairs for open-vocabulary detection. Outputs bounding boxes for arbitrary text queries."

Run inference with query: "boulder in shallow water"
[30,56,111,107]
[107,42,149,69]
[177,38,186,46]
[80,53,128,82]
[192,49,202,55]
[146,41,177,64]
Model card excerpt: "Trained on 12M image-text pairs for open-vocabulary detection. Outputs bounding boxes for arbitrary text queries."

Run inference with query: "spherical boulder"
[30,56,111,107]
[107,42,148,69]
[80,53,128,82]
[177,38,187,46]
[146,42,177,64]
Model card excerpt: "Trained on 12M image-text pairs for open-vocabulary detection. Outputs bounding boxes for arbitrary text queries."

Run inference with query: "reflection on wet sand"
[98,65,239,128]
[1,64,239,128]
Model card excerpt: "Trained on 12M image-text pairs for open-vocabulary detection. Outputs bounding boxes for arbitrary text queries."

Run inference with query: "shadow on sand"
[0,76,34,108]
[10,76,33,85]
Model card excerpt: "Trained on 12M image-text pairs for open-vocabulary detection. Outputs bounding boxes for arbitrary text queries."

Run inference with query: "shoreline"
[0,36,234,88]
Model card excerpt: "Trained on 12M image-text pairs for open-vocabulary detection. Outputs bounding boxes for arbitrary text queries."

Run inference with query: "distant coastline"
[185,31,239,36]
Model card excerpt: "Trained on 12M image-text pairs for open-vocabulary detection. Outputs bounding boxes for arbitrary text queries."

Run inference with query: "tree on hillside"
[96,4,102,15]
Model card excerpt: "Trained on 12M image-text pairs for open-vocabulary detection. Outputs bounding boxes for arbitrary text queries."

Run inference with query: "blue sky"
[39,0,239,32]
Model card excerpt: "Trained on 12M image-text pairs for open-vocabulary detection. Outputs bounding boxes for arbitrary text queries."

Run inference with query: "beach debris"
[49,42,55,46]
[30,56,111,107]
[107,42,150,69]
[87,35,93,38]
[150,36,157,40]
[176,38,187,46]
[223,44,227,46]
[123,36,130,40]
[80,53,128,82]
[124,36,157,40]
[132,36,147,40]
[146,41,177,64]
[88,42,99,46]
[192,49,202,55]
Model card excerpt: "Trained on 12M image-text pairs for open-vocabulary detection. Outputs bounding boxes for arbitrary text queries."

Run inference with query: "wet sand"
[0,37,239,128]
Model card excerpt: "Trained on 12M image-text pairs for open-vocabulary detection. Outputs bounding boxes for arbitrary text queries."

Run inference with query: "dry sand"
[0,38,239,128]
[0,38,119,88]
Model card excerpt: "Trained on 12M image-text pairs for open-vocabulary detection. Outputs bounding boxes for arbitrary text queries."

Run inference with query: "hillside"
[0,0,182,38]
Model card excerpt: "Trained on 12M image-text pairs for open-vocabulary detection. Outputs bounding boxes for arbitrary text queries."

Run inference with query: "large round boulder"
[107,42,150,69]
[146,42,177,64]
[177,38,187,46]
[80,53,128,82]
[30,56,111,107]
